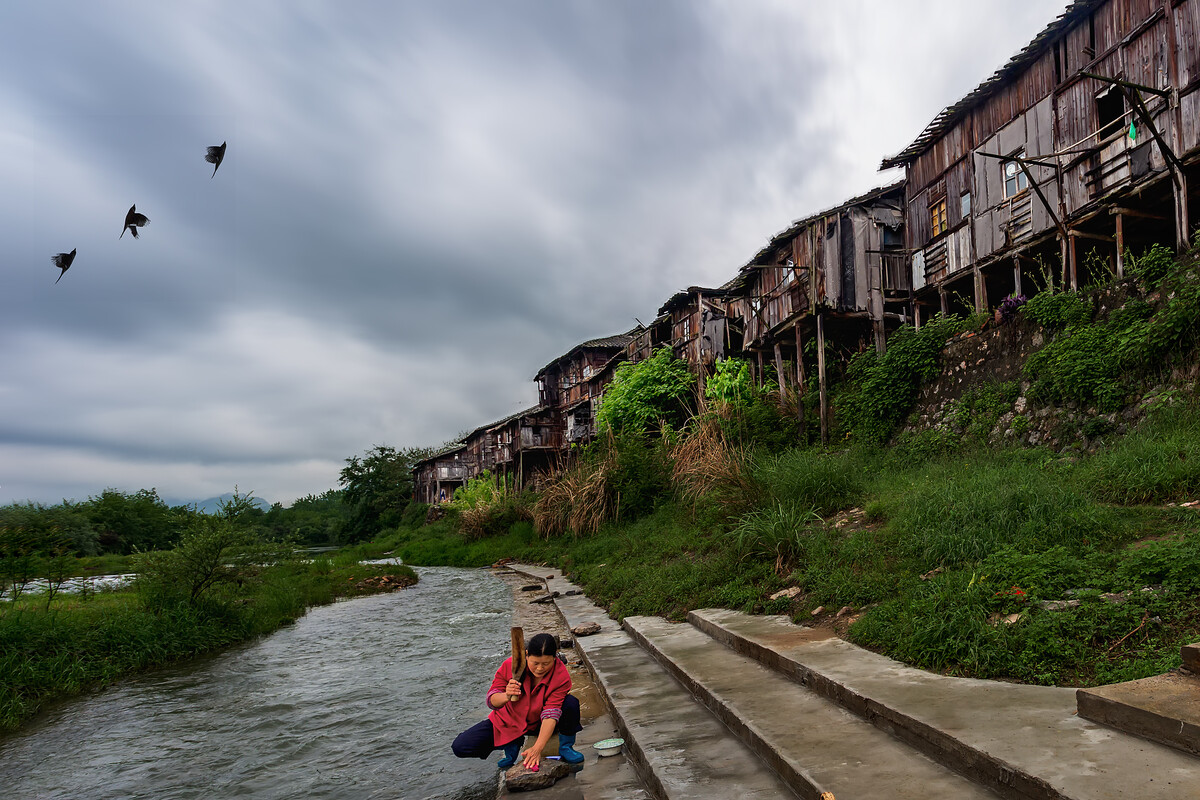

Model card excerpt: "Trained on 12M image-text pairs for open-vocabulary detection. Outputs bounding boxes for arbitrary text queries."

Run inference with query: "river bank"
[0,565,524,800]
[0,558,417,732]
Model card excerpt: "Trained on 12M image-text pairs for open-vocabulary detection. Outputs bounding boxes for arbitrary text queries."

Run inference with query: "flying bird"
[121,204,149,239]
[205,141,226,178]
[51,248,76,284]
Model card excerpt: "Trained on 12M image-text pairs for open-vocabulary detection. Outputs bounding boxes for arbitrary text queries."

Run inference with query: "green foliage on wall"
[1021,289,1092,330]
[836,314,968,444]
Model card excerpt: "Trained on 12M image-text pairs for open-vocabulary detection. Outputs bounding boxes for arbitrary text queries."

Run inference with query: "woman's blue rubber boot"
[497,740,521,769]
[557,734,585,765]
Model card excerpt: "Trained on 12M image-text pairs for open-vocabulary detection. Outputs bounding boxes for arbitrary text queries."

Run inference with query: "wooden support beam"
[1079,71,1171,99]
[1115,212,1126,278]
[774,342,785,398]
[1110,206,1168,221]
[1013,255,1023,297]
[1066,229,1116,243]
[1176,173,1191,251]
[816,311,828,445]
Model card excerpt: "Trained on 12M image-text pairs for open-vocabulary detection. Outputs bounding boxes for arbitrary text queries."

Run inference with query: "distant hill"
[164,493,273,514]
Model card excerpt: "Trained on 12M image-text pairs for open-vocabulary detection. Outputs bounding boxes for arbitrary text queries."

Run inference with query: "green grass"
[392,421,1200,688]
[0,559,416,732]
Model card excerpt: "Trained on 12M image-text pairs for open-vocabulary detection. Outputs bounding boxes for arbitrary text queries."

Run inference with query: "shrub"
[596,348,695,435]
[1022,290,1092,329]
[1023,324,1125,411]
[750,448,864,516]
[835,314,967,444]
[1127,243,1175,290]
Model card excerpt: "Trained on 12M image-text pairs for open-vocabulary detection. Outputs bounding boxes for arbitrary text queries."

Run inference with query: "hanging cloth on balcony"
[1128,120,1137,142]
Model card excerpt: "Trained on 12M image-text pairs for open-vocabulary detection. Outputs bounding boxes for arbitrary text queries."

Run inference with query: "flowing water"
[0,566,515,799]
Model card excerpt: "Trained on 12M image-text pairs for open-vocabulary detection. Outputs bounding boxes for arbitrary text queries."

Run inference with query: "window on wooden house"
[960,192,971,219]
[1096,87,1125,141]
[1002,157,1028,199]
[930,198,948,237]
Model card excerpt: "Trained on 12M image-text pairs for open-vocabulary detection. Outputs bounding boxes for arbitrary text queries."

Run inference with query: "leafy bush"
[703,358,801,451]
[729,501,821,574]
[1022,290,1092,330]
[1023,324,1125,411]
[836,314,967,443]
[596,348,695,435]
[1127,243,1175,290]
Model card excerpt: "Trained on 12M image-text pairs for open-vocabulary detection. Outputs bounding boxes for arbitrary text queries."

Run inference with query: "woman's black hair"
[526,632,559,657]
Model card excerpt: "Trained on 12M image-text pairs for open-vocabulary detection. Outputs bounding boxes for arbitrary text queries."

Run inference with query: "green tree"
[596,348,696,435]
[339,445,434,541]
[85,488,188,553]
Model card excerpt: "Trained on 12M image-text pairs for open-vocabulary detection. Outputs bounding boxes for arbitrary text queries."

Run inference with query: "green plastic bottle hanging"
[1128,120,1137,141]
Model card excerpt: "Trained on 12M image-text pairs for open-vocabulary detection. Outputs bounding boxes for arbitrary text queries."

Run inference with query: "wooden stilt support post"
[774,342,785,397]
[974,265,988,313]
[1068,233,1078,291]
[914,301,922,330]
[756,351,764,389]
[795,324,806,386]
[1176,173,1190,251]
[939,288,948,316]
[1013,256,1023,297]
[1115,212,1125,278]
[817,310,828,445]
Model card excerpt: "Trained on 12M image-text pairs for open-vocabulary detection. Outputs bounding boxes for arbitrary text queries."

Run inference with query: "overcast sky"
[1,1,1068,507]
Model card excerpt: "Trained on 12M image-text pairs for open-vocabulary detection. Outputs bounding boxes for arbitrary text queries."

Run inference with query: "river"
[0,566,516,800]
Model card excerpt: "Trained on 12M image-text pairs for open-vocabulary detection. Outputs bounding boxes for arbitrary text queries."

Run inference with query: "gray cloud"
[0,1,1068,504]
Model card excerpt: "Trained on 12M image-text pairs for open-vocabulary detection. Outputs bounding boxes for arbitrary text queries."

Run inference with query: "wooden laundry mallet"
[508,627,526,702]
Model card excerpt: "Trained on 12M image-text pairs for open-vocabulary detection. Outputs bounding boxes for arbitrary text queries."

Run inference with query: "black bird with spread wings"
[205,141,226,178]
[51,248,76,284]
[121,204,149,239]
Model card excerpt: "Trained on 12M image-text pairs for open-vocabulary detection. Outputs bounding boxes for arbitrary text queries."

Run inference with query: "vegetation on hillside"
[380,240,1200,690]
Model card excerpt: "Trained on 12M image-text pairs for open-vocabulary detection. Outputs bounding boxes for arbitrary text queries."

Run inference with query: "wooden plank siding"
[892,0,1196,308]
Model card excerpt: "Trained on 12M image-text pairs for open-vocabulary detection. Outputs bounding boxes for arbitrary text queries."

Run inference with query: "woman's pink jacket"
[486,655,572,746]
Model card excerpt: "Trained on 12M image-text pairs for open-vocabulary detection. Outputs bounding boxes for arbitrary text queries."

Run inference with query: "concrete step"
[625,615,1002,799]
[504,565,797,799]
[1076,642,1200,757]
[690,608,1200,800]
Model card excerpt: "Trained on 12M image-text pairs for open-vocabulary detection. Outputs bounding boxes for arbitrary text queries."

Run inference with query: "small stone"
[920,567,944,581]
[505,758,571,791]
[572,622,602,636]
[558,636,574,649]
[770,587,803,600]
[563,589,582,596]
[530,592,561,604]
[1040,599,1080,611]
[520,584,542,592]
[836,606,854,618]
[810,606,825,616]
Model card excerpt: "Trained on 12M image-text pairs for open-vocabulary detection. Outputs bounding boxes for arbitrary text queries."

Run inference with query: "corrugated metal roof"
[881,1,1097,169]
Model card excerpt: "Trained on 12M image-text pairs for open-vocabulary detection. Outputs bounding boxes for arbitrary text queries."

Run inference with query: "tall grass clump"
[450,472,532,541]
[886,457,1111,570]
[669,415,758,517]
[750,448,865,516]
[728,501,822,574]
[534,432,669,538]
[1078,402,1200,504]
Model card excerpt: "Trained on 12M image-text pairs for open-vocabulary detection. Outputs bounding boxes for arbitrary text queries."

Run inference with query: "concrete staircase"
[505,564,1200,799]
